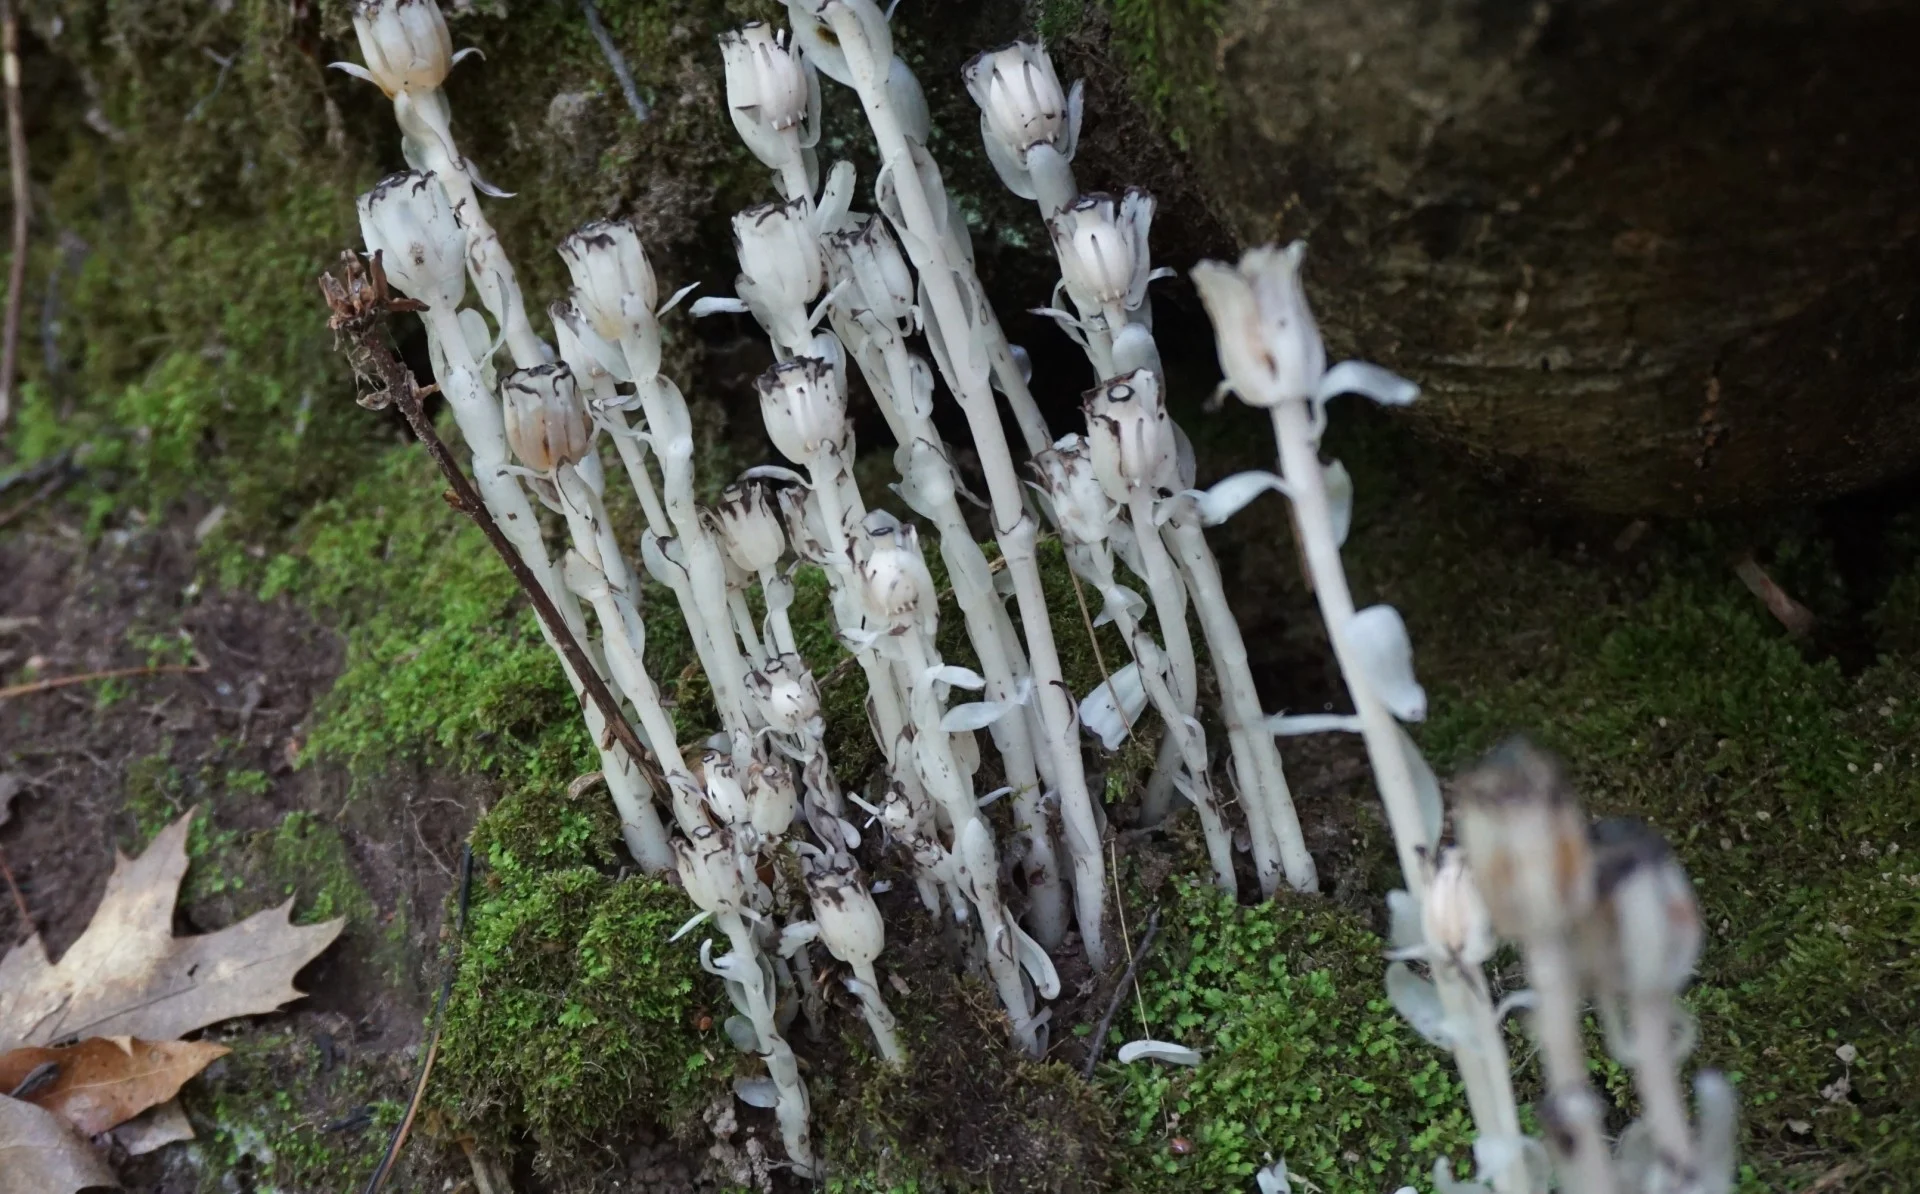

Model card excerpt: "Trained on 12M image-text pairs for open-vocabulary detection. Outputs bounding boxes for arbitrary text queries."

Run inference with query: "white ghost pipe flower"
[826,213,916,327]
[340,0,456,98]
[501,362,592,477]
[712,478,788,576]
[1049,189,1154,333]
[719,22,821,201]
[1424,848,1496,968]
[559,218,658,347]
[746,754,800,839]
[356,170,467,312]
[1084,369,1180,499]
[1029,433,1112,546]
[757,356,848,466]
[734,198,828,355]
[857,511,937,637]
[803,854,901,1063]
[962,40,1082,215]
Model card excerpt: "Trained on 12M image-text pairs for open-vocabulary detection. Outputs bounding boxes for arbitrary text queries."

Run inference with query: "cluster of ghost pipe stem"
[706,36,1063,1050]
[1193,242,1736,1194]
[967,40,1317,900]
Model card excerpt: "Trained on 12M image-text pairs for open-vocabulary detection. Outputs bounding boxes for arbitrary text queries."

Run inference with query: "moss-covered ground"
[3,0,1915,1190]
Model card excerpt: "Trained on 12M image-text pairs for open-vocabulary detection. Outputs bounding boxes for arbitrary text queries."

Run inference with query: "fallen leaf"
[0,809,343,1052]
[109,1098,194,1157]
[0,1094,117,1193]
[0,1037,229,1136]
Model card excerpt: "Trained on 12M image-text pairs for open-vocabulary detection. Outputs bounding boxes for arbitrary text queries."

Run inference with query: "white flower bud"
[804,853,885,969]
[893,438,958,522]
[747,755,800,838]
[858,512,935,632]
[559,219,657,344]
[712,479,787,574]
[674,826,745,916]
[734,198,825,327]
[963,41,1076,167]
[702,749,754,827]
[1030,433,1112,544]
[1190,241,1328,408]
[757,356,847,463]
[749,654,823,736]
[348,0,453,98]
[1049,189,1154,316]
[1423,849,1495,967]
[357,171,467,312]
[719,23,819,172]
[1454,739,1595,942]
[549,298,628,390]
[1584,819,1703,996]
[826,214,915,326]
[1084,369,1179,499]
[775,483,831,565]
[501,363,591,474]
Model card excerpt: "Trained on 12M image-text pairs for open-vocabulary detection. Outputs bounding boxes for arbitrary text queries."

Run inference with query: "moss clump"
[436,865,723,1172]
[1099,0,1228,151]
[1100,878,1473,1191]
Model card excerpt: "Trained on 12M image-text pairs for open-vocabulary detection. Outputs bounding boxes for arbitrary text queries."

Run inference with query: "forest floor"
[2,395,1915,1193]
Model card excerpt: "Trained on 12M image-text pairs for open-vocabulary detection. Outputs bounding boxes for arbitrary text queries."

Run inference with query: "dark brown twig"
[0,0,27,432]
[1732,551,1815,638]
[318,250,655,772]
[0,838,32,941]
[1081,908,1161,1079]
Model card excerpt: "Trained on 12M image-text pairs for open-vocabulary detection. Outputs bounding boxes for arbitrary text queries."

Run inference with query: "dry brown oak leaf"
[0,1093,118,1193]
[0,1036,229,1136]
[0,808,343,1053]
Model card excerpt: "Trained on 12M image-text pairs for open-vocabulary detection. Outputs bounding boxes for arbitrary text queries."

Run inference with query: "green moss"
[1099,878,1474,1191]
[1100,0,1228,150]
[436,866,723,1171]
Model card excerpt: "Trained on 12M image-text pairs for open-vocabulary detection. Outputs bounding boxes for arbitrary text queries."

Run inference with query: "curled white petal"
[1255,1157,1293,1194]
[668,908,714,943]
[1080,662,1146,751]
[941,701,1012,732]
[1179,470,1291,526]
[690,295,752,317]
[1316,359,1420,406]
[1398,725,1444,853]
[733,1076,780,1108]
[1386,960,1452,1047]
[1324,458,1354,547]
[1385,888,1424,955]
[1345,605,1428,722]
[928,664,988,690]
[1117,1039,1203,1067]
[1264,712,1363,737]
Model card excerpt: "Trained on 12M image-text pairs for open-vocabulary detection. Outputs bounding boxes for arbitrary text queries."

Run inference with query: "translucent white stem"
[1527,933,1619,1194]
[717,910,814,1176]
[828,4,1107,966]
[850,959,904,1064]
[758,567,800,657]
[1630,989,1697,1175]
[1164,513,1317,894]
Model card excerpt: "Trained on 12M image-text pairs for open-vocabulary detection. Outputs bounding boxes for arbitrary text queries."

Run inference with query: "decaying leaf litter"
[0,809,342,1188]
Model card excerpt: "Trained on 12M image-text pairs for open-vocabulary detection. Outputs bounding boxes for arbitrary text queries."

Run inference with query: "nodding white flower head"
[826,214,916,327]
[748,654,822,736]
[1031,433,1114,545]
[781,0,889,89]
[719,23,819,171]
[1453,738,1595,942]
[559,219,656,344]
[803,852,885,967]
[746,754,799,838]
[893,438,958,522]
[1050,189,1154,316]
[857,510,935,632]
[674,825,745,916]
[348,0,453,98]
[757,356,847,463]
[701,749,754,826]
[1191,241,1327,408]
[1423,848,1495,967]
[357,171,467,311]
[1084,369,1179,500]
[1583,819,1702,996]
[878,783,920,839]
[711,479,787,574]
[963,41,1081,190]
[501,363,592,474]
[734,198,825,321]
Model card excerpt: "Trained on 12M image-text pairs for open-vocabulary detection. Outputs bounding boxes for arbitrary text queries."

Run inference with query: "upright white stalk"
[807,0,1109,966]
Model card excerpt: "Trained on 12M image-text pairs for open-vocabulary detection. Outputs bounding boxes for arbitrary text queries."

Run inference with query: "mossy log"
[1121,0,1920,515]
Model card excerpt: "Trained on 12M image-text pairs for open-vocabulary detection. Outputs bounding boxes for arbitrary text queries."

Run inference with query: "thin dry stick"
[1065,562,1129,744]
[318,251,657,775]
[1081,906,1160,1079]
[0,663,208,701]
[577,0,649,123]
[0,0,26,431]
